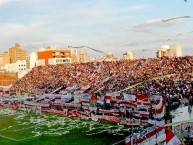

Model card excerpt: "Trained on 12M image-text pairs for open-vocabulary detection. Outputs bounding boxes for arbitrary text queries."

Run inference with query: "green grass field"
[0,108,128,145]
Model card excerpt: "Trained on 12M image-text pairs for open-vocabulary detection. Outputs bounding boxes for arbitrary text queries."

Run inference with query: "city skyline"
[0,0,193,58]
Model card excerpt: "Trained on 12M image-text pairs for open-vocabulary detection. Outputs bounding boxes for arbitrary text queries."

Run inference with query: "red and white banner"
[91,114,98,121]
[136,95,148,102]
[105,92,112,101]
[79,85,90,93]
[139,111,150,117]
[54,95,62,102]
[152,97,165,118]
[98,115,121,123]
[122,93,136,101]
[125,118,141,125]
[97,96,104,104]
[81,112,91,119]
[67,111,80,118]
[80,100,90,106]
[12,102,19,110]
[44,94,53,102]
[147,119,165,126]
[125,127,165,145]
[18,104,26,110]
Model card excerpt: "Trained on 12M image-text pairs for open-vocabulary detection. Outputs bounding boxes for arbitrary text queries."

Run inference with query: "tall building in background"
[9,43,28,63]
[3,52,10,65]
[123,51,136,60]
[2,60,27,73]
[102,53,117,61]
[37,47,72,66]
[156,45,182,58]
[0,54,3,67]
[156,45,169,58]
[168,45,182,57]
[71,50,89,63]
[37,46,90,66]
[0,51,10,67]
[29,52,37,69]
[26,56,30,69]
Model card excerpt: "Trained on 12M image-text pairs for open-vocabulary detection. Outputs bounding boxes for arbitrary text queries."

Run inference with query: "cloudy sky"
[0,0,193,59]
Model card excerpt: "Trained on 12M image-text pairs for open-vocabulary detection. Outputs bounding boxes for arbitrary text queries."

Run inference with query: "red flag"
[166,129,181,145]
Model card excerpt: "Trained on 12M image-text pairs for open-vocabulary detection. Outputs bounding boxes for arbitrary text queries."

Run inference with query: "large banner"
[125,126,165,145]
[98,115,121,123]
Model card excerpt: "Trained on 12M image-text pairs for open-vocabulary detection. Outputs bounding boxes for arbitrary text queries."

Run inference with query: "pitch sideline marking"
[0,134,19,142]
[18,135,37,141]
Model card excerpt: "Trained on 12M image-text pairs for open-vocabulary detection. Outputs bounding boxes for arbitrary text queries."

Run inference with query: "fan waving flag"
[165,129,181,145]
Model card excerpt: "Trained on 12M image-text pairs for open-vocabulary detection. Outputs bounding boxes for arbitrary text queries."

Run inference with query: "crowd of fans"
[181,135,193,145]
[11,56,192,99]
[179,124,193,145]
[10,56,192,121]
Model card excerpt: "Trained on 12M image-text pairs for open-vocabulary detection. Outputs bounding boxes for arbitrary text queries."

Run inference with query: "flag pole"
[130,118,133,145]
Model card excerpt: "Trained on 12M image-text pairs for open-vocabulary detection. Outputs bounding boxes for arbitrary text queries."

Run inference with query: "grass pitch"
[0,108,128,145]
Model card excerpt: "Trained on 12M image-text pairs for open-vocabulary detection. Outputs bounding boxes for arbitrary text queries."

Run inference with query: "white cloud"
[133,18,181,32]
[31,3,148,27]
[0,0,21,6]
